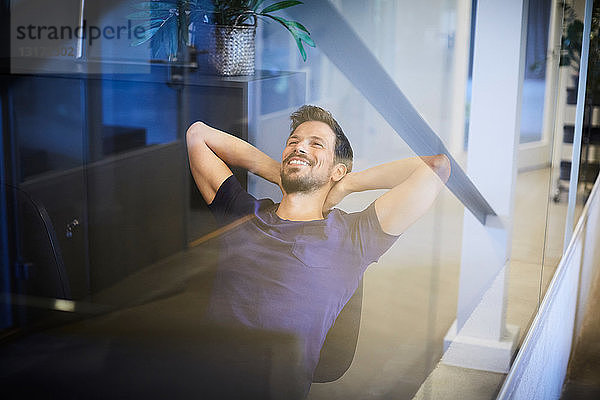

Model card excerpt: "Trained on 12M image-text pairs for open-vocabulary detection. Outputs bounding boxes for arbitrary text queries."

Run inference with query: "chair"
[3,183,71,307]
[313,279,363,383]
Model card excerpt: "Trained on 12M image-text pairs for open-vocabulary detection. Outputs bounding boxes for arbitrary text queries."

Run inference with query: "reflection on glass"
[520,0,552,144]
[100,80,178,149]
[5,0,600,399]
[13,76,84,181]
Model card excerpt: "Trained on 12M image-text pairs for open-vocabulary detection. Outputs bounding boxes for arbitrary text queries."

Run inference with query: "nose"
[293,141,308,154]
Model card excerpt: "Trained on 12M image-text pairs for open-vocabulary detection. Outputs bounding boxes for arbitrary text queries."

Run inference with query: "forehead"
[288,121,336,144]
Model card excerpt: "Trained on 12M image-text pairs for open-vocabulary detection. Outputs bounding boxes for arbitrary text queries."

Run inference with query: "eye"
[312,141,324,148]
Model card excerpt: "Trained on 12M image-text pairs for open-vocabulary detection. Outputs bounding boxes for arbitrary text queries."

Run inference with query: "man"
[186,105,450,396]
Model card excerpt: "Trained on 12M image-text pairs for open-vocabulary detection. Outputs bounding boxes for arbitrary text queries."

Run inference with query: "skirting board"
[443,320,520,374]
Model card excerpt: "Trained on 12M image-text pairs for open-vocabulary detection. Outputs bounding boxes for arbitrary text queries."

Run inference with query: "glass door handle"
[66,219,80,238]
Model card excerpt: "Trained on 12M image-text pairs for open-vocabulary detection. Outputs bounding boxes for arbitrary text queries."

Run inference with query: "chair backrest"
[4,183,71,301]
[312,279,363,383]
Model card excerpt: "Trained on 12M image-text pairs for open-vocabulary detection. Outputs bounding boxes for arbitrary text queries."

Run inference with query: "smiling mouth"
[288,159,310,166]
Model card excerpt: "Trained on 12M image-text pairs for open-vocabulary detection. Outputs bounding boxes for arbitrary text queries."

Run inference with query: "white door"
[518,0,561,171]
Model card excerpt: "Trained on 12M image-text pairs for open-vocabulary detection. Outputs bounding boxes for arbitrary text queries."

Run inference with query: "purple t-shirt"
[206,175,399,381]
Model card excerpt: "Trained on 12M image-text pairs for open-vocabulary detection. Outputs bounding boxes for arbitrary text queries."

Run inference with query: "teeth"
[289,160,309,166]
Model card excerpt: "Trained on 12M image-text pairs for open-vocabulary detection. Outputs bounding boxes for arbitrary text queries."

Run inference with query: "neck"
[276,188,329,221]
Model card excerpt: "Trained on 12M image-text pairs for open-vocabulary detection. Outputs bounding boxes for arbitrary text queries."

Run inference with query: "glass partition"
[252,2,467,397]
[1,0,598,399]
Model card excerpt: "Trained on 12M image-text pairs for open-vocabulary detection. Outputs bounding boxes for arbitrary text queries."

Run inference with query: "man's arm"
[325,155,451,235]
[186,122,281,204]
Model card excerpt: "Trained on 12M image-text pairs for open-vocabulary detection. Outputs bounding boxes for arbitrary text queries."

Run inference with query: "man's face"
[280,121,337,194]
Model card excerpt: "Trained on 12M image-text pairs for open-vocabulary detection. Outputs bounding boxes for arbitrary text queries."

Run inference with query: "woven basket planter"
[209,24,256,76]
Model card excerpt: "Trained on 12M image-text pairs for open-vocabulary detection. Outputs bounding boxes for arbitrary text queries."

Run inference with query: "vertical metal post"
[0,84,13,328]
[76,0,86,60]
[564,0,594,252]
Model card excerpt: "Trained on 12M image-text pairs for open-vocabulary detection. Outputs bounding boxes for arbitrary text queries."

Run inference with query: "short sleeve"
[348,201,401,266]
[208,175,259,226]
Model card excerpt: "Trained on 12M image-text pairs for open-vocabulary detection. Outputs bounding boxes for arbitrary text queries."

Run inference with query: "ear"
[331,163,348,182]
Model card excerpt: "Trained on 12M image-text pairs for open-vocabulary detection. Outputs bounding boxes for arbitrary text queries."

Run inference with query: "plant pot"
[209,24,256,76]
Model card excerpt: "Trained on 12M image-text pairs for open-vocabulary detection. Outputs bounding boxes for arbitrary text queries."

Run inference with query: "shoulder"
[320,203,399,267]
[209,175,274,226]
[210,174,246,203]
[323,205,368,232]
[330,202,374,220]
[335,202,398,239]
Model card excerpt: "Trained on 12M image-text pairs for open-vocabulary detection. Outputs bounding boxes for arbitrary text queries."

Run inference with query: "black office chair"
[313,279,363,383]
[3,183,71,306]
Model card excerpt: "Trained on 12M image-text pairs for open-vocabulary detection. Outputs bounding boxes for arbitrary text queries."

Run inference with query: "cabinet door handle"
[66,219,80,238]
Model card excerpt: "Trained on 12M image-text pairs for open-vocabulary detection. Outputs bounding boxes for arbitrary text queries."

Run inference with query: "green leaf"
[261,14,293,31]
[291,26,314,47]
[264,15,314,46]
[294,36,306,61]
[132,19,166,31]
[130,27,161,46]
[134,1,178,11]
[131,19,167,31]
[261,14,313,59]
[285,20,309,34]
[250,0,267,11]
[127,10,173,20]
[151,14,179,59]
[261,1,302,14]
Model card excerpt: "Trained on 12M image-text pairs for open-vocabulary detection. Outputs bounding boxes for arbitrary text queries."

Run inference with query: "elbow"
[427,154,451,184]
[186,121,208,149]
[187,121,207,139]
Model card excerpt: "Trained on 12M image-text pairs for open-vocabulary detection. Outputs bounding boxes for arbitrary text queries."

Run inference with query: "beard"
[280,163,331,194]
[280,171,326,194]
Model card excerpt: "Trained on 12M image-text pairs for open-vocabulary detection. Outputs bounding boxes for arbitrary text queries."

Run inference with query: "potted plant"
[128,0,315,75]
[553,1,600,200]
[558,1,600,100]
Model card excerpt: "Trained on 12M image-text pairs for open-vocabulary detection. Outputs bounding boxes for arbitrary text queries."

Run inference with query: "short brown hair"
[290,105,353,172]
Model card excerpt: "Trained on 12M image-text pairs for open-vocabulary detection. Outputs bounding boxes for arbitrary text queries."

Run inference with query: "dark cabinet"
[3,65,305,307]
[9,76,90,300]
